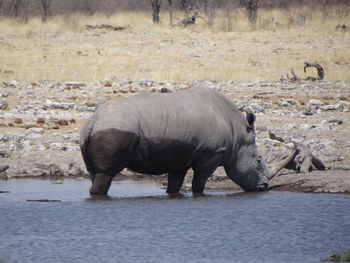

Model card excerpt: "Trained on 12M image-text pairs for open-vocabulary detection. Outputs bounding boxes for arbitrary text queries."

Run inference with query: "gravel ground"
[0,79,349,193]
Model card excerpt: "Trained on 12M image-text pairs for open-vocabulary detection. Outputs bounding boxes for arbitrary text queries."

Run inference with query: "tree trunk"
[181,0,189,18]
[168,0,173,26]
[151,0,161,23]
[41,0,50,23]
[243,0,259,23]
[14,0,21,17]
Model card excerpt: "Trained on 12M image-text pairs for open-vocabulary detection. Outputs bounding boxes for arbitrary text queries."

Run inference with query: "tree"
[181,0,189,18]
[168,0,173,26]
[242,0,259,23]
[13,0,23,17]
[151,0,161,23]
[40,0,50,23]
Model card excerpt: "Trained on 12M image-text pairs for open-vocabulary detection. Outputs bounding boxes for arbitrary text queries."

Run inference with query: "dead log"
[286,142,326,173]
[86,24,129,31]
[304,62,324,80]
[281,62,324,82]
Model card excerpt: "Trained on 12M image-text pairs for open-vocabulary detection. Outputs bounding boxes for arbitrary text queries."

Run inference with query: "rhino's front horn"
[266,148,297,180]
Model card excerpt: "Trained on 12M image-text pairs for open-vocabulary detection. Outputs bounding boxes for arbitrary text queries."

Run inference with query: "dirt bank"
[0,79,349,193]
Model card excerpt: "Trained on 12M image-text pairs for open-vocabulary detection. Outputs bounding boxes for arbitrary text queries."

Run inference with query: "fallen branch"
[86,24,130,31]
[291,68,299,81]
[280,62,324,82]
[304,62,324,80]
[286,142,326,173]
[281,68,299,82]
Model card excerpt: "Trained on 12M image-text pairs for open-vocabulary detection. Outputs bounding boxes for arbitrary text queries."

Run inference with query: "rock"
[42,100,75,110]
[277,99,290,107]
[139,79,154,86]
[104,80,113,87]
[0,100,9,110]
[278,98,300,107]
[307,99,324,108]
[158,87,173,93]
[52,180,63,184]
[36,118,45,125]
[57,119,69,126]
[0,149,11,158]
[28,128,45,134]
[327,118,343,125]
[76,103,97,112]
[175,84,188,90]
[14,118,22,124]
[322,104,337,111]
[65,81,86,86]
[4,81,18,87]
[235,100,271,114]
[23,122,37,129]
[269,124,305,142]
[269,130,285,142]
[0,165,9,179]
[1,91,10,97]
[33,163,64,177]
[335,101,350,112]
[65,159,86,177]
[0,165,9,173]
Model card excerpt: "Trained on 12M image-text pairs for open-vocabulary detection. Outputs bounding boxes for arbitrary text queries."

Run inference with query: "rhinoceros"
[80,87,295,195]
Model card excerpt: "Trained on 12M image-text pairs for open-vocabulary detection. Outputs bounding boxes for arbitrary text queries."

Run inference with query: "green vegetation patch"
[327,249,350,262]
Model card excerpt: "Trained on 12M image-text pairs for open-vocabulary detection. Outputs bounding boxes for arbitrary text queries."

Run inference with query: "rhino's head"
[226,112,296,191]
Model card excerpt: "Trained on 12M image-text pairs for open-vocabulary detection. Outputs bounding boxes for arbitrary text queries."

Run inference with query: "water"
[0,179,349,263]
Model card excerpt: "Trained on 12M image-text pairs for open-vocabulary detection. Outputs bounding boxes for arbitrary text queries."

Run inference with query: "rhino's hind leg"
[167,171,187,194]
[89,128,138,195]
[90,173,114,195]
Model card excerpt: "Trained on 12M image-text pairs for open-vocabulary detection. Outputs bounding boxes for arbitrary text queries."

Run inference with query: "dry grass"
[0,8,349,82]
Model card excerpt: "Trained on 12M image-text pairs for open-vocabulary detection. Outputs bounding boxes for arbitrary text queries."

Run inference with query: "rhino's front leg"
[192,151,224,194]
[89,173,113,195]
[167,171,187,194]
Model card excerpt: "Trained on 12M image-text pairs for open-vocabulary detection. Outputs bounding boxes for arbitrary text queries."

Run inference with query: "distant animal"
[80,87,295,195]
[177,14,204,27]
[336,24,348,31]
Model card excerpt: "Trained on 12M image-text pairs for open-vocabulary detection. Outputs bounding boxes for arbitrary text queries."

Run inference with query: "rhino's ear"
[246,112,256,129]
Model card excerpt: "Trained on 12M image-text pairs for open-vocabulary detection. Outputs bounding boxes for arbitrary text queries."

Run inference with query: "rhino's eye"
[256,157,262,165]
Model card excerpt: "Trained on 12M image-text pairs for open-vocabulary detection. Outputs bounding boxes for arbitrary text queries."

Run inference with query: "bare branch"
[304,62,324,80]
[291,68,299,81]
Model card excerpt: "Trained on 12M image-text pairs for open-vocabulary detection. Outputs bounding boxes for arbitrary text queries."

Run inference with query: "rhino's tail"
[80,115,97,177]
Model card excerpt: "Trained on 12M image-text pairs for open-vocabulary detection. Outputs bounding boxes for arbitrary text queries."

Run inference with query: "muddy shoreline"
[1,79,349,194]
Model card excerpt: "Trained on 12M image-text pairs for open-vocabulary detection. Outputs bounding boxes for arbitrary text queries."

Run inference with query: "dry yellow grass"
[0,8,349,82]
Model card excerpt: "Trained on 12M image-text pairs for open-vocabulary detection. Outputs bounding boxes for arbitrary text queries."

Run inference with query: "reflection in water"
[0,178,349,263]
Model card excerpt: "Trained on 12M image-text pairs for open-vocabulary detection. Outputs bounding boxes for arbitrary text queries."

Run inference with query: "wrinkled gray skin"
[80,87,294,195]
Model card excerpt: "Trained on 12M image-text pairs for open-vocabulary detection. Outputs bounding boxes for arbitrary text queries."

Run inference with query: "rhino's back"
[91,87,243,151]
